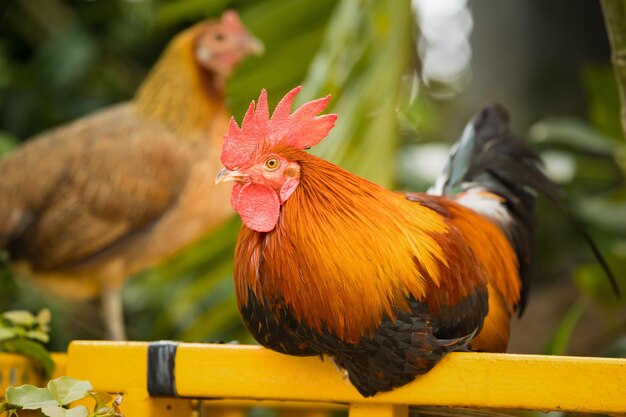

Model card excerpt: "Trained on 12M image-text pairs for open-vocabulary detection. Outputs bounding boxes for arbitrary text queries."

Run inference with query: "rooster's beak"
[215,167,247,185]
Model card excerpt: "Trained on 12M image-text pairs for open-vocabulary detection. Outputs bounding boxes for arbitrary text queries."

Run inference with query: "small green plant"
[0,309,54,377]
[0,376,123,417]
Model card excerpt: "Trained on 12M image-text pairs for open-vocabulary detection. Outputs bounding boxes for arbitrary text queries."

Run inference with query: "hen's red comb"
[221,10,244,32]
[221,86,337,168]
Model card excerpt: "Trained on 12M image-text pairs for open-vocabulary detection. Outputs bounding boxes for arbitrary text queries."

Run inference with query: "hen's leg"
[101,286,126,341]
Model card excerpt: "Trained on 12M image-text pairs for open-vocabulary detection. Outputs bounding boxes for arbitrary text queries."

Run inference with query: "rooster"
[216,87,618,397]
[0,10,263,341]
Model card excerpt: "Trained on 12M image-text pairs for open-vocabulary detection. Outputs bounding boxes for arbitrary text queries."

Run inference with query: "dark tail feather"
[430,104,619,311]
[566,209,620,297]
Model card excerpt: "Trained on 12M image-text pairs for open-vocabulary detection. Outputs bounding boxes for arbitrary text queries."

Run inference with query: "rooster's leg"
[101,286,126,341]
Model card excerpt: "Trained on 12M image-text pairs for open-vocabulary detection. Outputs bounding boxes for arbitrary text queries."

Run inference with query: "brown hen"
[0,10,263,340]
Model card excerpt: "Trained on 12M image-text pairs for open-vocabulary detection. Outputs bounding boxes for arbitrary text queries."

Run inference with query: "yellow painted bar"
[66,341,626,414]
[50,353,67,378]
[67,342,148,393]
[65,343,333,416]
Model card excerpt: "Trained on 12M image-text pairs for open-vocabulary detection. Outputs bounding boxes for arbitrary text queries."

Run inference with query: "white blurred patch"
[412,0,473,91]
[540,150,576,183]
[400,143,451,184]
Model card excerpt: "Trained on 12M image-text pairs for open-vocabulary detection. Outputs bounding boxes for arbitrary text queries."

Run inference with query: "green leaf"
[529,117,619,156]
[47,377,93,405]
[92,394,124,417]
[94,406,116,417]
[42,405,89,417]
[5,385,57,409]
[67,406,90,417]
[576,196,626,234]
[2,338,55,378]
[37,309,52,329]
[2,310,38,327]
[25,329,50,343]
[90,392,113,410]
[91,392,124,416]
[0,326,16,341]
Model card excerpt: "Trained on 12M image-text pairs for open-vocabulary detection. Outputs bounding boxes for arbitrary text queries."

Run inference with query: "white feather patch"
[454,188,514,235]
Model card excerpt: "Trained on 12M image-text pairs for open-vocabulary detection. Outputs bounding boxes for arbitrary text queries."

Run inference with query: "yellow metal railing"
[2,342,626,416]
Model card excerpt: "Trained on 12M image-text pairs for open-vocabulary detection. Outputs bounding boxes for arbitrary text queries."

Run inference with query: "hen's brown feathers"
[2,105,192,270]
[134,23,224,138]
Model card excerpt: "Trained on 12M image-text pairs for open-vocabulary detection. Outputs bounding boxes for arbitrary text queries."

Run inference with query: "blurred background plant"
[0,309,54,378]
[0,0,624,361]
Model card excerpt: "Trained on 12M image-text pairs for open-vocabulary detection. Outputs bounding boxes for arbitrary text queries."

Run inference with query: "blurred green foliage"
[0,0,624,360]
[529,65,626,354]
[0,309,54,377]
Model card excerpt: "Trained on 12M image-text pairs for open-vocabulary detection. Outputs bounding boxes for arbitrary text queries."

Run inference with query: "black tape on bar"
[147,341,179,396]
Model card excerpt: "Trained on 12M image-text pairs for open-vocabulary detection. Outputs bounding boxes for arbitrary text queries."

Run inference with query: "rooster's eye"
[264,158,279,171]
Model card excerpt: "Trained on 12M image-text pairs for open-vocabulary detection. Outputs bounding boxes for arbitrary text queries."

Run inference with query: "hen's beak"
[241,35,264,56]
[215,167,247,185]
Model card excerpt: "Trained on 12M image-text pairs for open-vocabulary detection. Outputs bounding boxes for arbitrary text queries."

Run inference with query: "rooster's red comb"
[221,86,337,168]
